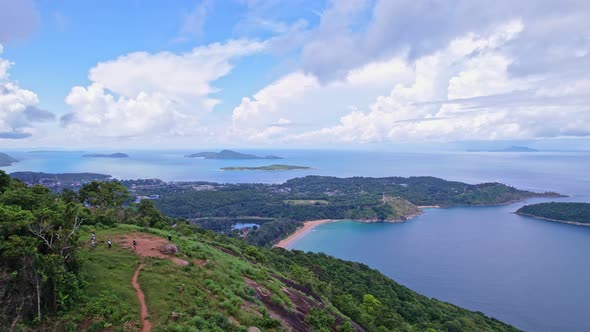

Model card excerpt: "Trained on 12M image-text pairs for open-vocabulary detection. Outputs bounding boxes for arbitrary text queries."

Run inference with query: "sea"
[2,149,590,331]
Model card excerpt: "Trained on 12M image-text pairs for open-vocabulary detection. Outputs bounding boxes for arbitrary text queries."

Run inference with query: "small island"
[82,153,129,158]
[468,146,539,152]
[221,164,311,171]
[0,152,18,166]
[185,149,282,160]
[517,202,590,225]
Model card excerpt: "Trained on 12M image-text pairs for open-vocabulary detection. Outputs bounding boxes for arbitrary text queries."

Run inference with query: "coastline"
[515,212,590,227]
[274,213,424,249]
[274,219,336,249]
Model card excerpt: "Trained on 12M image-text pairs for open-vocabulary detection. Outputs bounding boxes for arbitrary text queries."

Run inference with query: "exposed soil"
[214,245,243,258]
[115,233,192,332]
[115,233,189,266]
[132,263,152,332]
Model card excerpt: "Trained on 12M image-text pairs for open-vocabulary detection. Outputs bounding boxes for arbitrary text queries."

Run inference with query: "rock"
[247,327,261,332]
[159,244,179,254]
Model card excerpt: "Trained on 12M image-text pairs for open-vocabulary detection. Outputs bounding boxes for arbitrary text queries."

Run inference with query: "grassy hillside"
[52,225,519,331]
[0,172,520,331]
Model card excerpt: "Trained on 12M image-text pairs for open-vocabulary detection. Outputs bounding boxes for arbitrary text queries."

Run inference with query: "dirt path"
[132,263,152,332]
[116,233,191,332]
[115,233,189,266]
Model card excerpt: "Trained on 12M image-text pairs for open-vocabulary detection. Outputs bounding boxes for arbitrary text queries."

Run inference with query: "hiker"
[107,239,112,249]
[91,232,96,241]
[133,240,137,250]
[168,234,172,242]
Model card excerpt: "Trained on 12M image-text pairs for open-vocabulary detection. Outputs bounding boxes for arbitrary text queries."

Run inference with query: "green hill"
[0,152,18,166]
[0,171,520,331]
[517,202,590,224]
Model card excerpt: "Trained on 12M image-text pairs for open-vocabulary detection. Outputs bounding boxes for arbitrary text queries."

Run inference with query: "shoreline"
[273,219,336,249]
[274,214,424,249]
[515,212,590,227]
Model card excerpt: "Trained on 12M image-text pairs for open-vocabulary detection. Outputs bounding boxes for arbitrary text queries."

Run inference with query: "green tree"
[79,181,130,209]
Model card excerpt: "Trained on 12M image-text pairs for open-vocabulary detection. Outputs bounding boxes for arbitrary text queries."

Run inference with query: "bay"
[2,148,590,330]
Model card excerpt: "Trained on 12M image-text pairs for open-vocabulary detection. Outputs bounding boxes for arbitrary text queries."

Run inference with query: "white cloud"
[62,39,266,141]
[231,20,590,145]
[0,44,53,139]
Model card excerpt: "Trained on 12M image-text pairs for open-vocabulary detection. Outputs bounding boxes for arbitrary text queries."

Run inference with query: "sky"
[1,0,590,150]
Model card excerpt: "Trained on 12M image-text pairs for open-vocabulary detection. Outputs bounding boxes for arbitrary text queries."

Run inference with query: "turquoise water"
[290,197,590,332]
[2,149,590,330]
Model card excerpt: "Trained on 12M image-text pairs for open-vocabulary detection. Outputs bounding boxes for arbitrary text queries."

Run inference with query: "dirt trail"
[116,233,190,332]
[115,233,189,266]
[132,263,152,332]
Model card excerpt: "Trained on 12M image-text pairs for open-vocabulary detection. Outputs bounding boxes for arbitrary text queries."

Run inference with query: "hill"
[83,152,129,158]
[0,171,520,331]
[0,152,18,166]
[517,202,590,225]
[185,149,282,159]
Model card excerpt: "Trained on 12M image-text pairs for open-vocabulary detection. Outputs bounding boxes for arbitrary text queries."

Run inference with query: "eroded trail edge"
[132,263,152,332]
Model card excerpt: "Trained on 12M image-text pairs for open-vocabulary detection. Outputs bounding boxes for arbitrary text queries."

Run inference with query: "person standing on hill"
[107,239,112,248]
[168,234,172,242]
[133,240,137,251]
[91,232,96,241]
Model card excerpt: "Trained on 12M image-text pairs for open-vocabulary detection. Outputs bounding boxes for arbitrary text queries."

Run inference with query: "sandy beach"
[274,219,335,249]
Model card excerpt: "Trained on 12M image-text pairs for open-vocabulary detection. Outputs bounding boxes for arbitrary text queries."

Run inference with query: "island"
[0,152,18,166]
[468,146,539,152]
[82,152,129,158]
[220,164,311,171]
[516,202,590,225]
[185,149,282,159]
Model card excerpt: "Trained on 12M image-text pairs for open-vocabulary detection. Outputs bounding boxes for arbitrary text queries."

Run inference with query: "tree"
[0,171,10,193]
[137,199,165,227]
[79,181,130,209]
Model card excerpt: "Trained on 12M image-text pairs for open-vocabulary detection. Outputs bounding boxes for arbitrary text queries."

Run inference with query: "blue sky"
[1,0,590,149]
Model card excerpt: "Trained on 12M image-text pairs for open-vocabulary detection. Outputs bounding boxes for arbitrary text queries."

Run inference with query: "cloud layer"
[0,44,54,139]
[4,0,590,147]
[61,39,266,141]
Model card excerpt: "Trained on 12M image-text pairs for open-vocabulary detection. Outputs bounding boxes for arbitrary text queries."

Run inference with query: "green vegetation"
[0,170,520,331]
[221,164,311,171]
[185,149,282,159]
[284,199,329,206]
[517,202,590,224]
[10,172,111,183]
[147,176,558,245]
[0,152,18,166]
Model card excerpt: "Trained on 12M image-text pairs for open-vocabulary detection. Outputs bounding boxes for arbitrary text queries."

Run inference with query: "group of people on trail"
[89,233,173,251]
[90,232,113,249]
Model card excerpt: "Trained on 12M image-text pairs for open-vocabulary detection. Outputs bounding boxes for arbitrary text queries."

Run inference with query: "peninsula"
[221,164,311,171]
[0,152,18,166]
[185,149,282,159]
[517,202,590,225]
[82,152,129,158]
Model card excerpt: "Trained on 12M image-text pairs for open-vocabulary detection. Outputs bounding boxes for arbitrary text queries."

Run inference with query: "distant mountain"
[467,146,539,152]
[185,149,282,160]
[0,152,18,166]
[82,153,129,158]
